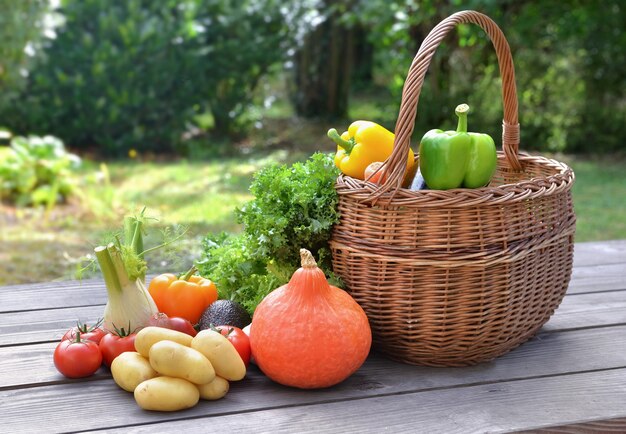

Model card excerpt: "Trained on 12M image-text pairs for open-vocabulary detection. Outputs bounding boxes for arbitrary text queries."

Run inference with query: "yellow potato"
[191,330,246,381]
[134,326,193,358]
[111,351,158,392]
[149,340,215,385]
[197,376,229,401]
[134,377,199,412]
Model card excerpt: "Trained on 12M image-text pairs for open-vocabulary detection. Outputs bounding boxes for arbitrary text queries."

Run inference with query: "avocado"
[199,300,252,330]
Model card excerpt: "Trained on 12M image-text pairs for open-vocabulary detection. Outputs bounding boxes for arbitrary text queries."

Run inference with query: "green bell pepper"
[418,104,497,190]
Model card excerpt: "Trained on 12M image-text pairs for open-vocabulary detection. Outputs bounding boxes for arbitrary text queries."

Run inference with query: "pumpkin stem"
[299,249,317,269]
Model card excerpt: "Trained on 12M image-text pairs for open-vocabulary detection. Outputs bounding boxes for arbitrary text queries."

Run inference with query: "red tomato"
[214,325,251,367]
[62,320,106,344]
[364,161,387,184]
[168,316,198,337]
[99,330,137,367]
[147,312,198,337]
[53,333,102,378]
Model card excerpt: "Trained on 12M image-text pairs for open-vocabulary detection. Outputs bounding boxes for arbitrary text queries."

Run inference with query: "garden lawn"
[0,153,624,286]
[565,155,626,242]
[0,152,286,286]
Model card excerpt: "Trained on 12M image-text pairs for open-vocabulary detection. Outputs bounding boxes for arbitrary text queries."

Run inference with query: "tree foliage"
[339,0,626,153]
[191,0,290,137]
[0,0,49,113]
[0,0,290,156]
[0,0,623,155]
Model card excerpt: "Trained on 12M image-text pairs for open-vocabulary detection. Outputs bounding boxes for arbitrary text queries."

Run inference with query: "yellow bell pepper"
[327,120,415,182]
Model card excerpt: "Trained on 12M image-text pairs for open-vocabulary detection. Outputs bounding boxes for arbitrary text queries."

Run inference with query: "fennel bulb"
[96,243,158,332]
[95,210,158,332]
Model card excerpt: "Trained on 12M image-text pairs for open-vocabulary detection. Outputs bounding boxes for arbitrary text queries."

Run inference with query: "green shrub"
[1,0,291,156]
[188,0,290,139]
[0,0,49,115]
[342,0,626,154]
[0,135,81,207]
[2,0,201,157]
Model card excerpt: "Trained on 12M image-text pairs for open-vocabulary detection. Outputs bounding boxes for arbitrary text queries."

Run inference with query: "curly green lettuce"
[197,152,342,314]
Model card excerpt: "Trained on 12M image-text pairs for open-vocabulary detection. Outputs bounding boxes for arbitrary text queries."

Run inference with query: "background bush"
[0,135,81,207]
[191,0,290,138]
[0,0,624,156]
[2,0,201,156]
[0,0,49,115]
[1,0,289,157]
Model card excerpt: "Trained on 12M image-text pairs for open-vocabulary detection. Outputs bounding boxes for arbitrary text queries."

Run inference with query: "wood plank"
[0,262,624,315]
[111,369,626,434]
[0,286,624,349]
[0,300,626,387]
[4,367,626,434]
[0,341,112,390]
[0,276,160,313]
[2,285,624,348]
[0,279,108,313]
[573,239,626,267]
[543,290,626,332]
[567,263,626,294]
[0,284,626,346]
[0,325,626,393]
[2,325,626,417]
[528,417,626,433]
[0,305,103,346]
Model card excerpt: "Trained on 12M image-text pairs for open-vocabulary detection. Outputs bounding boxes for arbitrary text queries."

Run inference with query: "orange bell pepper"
[148,266,218,324]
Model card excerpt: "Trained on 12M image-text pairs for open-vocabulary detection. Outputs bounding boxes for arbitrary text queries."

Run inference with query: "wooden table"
[1,240,626,433]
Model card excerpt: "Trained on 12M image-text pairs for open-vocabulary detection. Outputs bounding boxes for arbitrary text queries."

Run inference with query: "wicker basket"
[329,10,576,367]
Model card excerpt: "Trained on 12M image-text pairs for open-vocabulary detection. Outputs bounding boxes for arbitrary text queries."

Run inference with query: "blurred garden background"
[1,0,625,286]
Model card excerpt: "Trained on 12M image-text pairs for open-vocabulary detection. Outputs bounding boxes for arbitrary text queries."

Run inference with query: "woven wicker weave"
[329,10,576,367]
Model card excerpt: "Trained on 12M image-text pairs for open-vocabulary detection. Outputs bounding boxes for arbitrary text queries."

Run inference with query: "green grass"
[0,151,287,286]
[565,155,626,242]
[1,151,625,286]
[103,158,267,233]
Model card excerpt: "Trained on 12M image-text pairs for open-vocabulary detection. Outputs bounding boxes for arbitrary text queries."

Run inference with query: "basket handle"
[377,10,522,199]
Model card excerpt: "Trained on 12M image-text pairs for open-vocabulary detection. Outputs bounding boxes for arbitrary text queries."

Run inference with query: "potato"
[191,330,246,381]
[134,326,193,358]
[111,351,158,392]
[134,377,199,412]
[197,376,229,401]
[149,340,215,385]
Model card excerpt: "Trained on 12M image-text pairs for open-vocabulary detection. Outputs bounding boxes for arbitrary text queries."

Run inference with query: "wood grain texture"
[543,290,626,332]
[567,263,626,294]
[0,304,103,346]
[573,239,626,267]
[2,326,626,430]
[0,250,622,316]
[0,342,112,390]
[0,279,107,313]
[524,417,626,433]
[1,285,622,348]
[0,276,159,313]
[3,325,626,391]
[85,368,626,434]
[0,240,625,433]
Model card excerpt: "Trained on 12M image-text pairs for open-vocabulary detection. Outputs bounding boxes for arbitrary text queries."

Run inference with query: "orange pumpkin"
[250,249,372,389]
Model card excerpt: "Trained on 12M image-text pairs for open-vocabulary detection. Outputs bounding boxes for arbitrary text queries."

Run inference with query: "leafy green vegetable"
[0,135,81,208]
[197,152,342,314]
